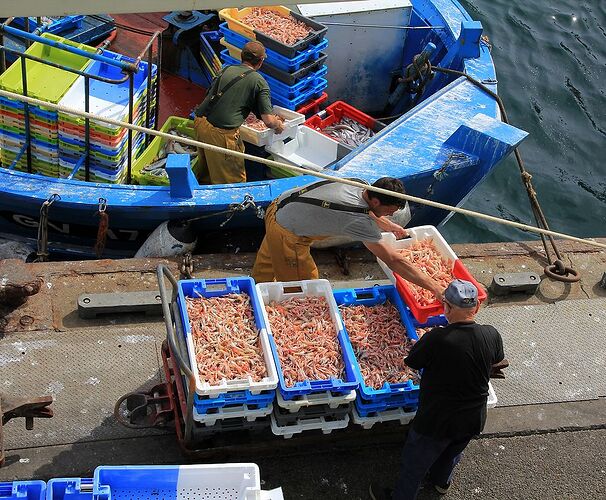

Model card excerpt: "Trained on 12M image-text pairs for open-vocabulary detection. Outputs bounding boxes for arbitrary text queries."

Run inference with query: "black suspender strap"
[204,67,254,114]
[276,179,370,214]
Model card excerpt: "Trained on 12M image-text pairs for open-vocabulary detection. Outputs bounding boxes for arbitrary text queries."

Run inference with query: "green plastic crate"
[0,33,97,103]
[268,156,301,178]
[132,116,198,186]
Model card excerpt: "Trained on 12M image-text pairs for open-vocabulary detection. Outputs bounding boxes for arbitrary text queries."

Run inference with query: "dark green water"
[442,0,606,243]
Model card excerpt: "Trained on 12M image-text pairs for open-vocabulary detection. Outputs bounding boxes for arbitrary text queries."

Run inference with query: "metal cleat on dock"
[0,394,53,466]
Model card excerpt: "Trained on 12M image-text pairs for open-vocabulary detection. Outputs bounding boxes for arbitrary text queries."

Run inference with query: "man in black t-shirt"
[370,279,505,500]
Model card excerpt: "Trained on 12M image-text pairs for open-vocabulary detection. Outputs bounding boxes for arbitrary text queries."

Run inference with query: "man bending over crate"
[193,41,284,184]
[370,279,507,500]
[251,176,444,300]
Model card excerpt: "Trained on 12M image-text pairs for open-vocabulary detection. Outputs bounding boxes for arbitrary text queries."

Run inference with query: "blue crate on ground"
[0,480,45,500]
[219,23,328,72]
[177,277,278,397]
[270,79,328,110]
[220,50,327,98]
[256,280,360,401]
[46,465,265,499]
[355,394,418,418]
[46,478,92,500]
[201,30,222,43]
[334,285,421,404]
[193,388,275,414]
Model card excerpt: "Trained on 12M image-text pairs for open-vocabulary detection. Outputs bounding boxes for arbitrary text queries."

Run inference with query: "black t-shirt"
[405,321,504,439]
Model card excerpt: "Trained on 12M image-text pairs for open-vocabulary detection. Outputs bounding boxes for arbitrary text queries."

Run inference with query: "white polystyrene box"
[376,225,458,284]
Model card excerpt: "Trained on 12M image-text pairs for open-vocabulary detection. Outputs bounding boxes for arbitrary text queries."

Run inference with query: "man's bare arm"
[364,240,444,299]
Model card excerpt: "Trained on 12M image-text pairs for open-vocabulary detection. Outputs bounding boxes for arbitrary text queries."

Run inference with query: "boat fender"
[134,220,197,258]
[0,237,36,262]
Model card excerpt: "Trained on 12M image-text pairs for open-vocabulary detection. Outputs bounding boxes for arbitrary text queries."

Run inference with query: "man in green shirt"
[193,41,284,184]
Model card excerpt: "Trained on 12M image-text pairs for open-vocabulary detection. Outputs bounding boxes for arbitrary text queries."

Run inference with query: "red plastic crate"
[394,259,488,323]
[296,92,328,117]
[305,100,385,133]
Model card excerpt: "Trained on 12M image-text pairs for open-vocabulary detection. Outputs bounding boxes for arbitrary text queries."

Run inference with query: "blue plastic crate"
[0,480,45,500]
[220,50,327,99]
[219,23,328,72]
[413,314,448,329]
[257,280,360,400]
[334,285,421,404]
[12,16,85,35]
[177,277,278,397]
[355,394,418,418]
[193,388,275,414]
[269,78,328,110]
[46,479,92,500]
[200,30,222,43]
[0,97,58,122]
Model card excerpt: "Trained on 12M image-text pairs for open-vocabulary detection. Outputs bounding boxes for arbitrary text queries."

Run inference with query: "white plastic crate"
[240,106,305,146]
[265,125,344,171]
[352,382,497,429]
[276,388,356,412]
[256,279,345,332]
[270,412,350,439]
[376,225,457,284]
[351,405,416,430]
[487,381,498,408]
[193,403,274,426]
[92,464,284,500]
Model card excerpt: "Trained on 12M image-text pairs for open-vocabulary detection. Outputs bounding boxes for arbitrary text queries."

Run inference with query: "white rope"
[1,88,605,250]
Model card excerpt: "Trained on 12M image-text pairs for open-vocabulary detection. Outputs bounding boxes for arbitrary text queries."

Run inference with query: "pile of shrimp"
[397,238,454,306]
[339,302,418,389]
[242,8,312,45]
[265,296,344,387]
[185,293,266,385]
[244,112,285,131]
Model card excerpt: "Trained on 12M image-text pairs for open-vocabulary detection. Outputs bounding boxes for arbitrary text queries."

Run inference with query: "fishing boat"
[0,0,528,258]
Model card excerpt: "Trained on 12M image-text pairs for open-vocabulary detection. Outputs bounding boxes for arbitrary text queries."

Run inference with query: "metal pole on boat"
[24,18,30,48]
[321,22,445,30]
[127,74,134,184]
[145,43,153,147]
[20,55,32,173]
[154,34,162,132]
[84,75,91,182]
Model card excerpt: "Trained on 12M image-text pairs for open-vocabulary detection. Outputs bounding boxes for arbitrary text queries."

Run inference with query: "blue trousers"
[393,428,473,500]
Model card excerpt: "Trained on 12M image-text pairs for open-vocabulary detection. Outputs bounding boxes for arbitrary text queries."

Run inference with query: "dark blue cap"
[444,279,478,308]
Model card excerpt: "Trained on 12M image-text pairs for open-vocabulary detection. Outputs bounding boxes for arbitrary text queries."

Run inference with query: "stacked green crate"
[0,33,97,176]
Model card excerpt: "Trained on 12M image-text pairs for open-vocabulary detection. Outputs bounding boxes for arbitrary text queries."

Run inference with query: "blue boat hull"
[0,0,528,257]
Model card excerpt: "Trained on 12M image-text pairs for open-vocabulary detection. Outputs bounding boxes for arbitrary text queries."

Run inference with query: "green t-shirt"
[194,64,273,129]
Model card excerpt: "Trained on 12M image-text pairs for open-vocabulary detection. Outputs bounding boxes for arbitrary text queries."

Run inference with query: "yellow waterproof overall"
[193,116,246,185]
[251,201,326,283]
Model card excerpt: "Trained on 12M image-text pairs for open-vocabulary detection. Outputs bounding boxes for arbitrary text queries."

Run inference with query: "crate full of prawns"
[376,226,488,323]
[333,285,420,405]
[219,6,327,59]
[255,279,360,400]
[177,277,278,397]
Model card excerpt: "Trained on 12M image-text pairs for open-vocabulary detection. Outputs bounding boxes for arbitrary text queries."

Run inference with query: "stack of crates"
[0,33,97,176]
[217,6,328,113]
[57,50,157,183]
[199,30,222,86]
[256,280,358,439]
[333,285,421,429]
[177,277,278,436]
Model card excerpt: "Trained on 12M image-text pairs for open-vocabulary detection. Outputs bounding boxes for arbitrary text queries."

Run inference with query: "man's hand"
[273,121,285,134]
[371,215,409,239]
[261,113,285,134]
[490,359,509,379]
